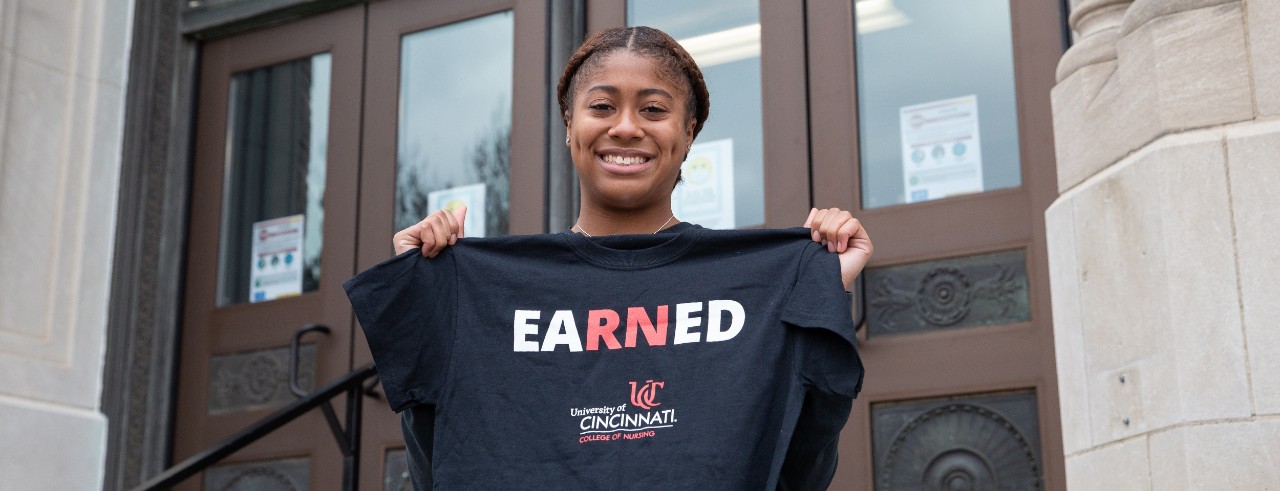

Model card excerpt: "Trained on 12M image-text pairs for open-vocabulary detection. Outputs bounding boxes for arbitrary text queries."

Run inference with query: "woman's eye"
[641,105,667,114]
[588,103,613,111]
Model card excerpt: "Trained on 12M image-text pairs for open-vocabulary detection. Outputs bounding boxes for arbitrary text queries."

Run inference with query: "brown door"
[355,0,548,488]
[176,1,549,489]
[806,0,1066,489]
[176,6,365,490]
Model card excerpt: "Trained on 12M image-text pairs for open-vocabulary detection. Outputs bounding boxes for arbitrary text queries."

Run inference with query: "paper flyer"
[250,214,305,303]
[672,138,735,229]
[428,182,488,238]
[899,95,984,204]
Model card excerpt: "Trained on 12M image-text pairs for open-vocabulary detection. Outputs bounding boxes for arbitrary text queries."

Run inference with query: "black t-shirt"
[345,224,863,489]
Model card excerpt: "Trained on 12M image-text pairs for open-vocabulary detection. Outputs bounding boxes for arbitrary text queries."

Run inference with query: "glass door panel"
[855,0,1022,208]
[217,53,330,306]
[629,0,765,229]
[395,12,514,236]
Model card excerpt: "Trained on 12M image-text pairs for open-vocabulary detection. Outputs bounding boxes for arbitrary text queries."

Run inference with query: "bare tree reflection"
[395,107,510,237]
[473,120,510,236]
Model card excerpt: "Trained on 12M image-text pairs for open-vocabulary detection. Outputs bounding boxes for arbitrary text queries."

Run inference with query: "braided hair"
[557,26,711,140]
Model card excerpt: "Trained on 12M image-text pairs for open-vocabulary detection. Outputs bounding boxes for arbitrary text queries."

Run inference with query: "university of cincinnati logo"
[571,380,678,444]
[630,380,664,410]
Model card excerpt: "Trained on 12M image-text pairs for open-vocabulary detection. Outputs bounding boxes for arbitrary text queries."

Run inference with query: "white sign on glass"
[899,95,984,203]
[250,214,305,303]
[428,183,487,238]
[672,138,735,229]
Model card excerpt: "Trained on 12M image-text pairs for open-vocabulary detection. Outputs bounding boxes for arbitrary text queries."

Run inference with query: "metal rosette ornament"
[915,267,974,327]
[880,404,1041,491]
[240,355,285,404]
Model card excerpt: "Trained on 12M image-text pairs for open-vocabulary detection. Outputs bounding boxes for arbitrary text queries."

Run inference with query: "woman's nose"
[608,111,644,140]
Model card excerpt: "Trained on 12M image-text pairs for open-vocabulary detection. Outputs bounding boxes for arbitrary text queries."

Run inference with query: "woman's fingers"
[824,210,849,252]
[807,207,851,252]
[391,206,471,258]
[393,220,427,255]
[836,218,858,253]
[453,205,467,240]
[443,205,468,245]
[426,210,453,258]
[804,207,820,242]
[810,208,830,246]
[443,208,460,246]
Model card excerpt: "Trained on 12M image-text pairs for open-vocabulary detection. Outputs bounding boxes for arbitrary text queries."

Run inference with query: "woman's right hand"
[393,206,467,258]
[804,207,873,291]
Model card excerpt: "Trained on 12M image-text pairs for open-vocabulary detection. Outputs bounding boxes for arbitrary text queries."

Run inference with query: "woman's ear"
[564,117,572,146]
[681,121,695,163]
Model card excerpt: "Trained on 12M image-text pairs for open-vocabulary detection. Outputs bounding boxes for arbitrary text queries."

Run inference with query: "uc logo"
[629,380,664,410]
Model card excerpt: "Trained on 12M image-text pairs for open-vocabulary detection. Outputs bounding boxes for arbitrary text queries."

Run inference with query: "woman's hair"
[557,26,710,139]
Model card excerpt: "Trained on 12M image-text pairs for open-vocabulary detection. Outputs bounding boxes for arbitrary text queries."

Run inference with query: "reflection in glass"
[396,12,514,236]
[856,0,1022,208]
[216,53,330,306]
[630,0,764,229]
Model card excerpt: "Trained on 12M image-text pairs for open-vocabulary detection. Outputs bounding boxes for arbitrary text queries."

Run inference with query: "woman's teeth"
[602,154,647,166]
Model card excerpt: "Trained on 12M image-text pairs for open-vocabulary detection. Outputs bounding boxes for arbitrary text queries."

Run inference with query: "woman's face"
[566,50,695,211]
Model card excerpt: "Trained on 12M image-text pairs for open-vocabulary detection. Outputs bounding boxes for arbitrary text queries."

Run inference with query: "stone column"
[1048,0,1280,488]
[0,0,133,488]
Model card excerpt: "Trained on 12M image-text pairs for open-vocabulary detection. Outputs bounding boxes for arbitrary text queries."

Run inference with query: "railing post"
[343,382,364,491]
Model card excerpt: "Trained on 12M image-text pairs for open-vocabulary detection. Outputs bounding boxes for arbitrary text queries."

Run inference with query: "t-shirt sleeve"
[780,242,865,398]
[343,250,458,412]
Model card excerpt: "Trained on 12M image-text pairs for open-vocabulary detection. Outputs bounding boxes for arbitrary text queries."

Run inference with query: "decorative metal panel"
[384,449,412,491]
[872,391,1042,491]
[208,344,314,414]
[865,249,1029,336]
[205,458,309,491]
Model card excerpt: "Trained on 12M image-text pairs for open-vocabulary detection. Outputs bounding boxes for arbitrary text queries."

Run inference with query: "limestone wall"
[1049,0,1280,488]
[0,0,133,488]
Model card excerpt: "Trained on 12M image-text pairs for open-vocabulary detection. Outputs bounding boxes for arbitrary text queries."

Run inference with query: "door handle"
[290,323,330,398]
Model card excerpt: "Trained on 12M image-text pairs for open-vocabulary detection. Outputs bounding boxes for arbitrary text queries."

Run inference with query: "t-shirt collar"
[559,222,703,269]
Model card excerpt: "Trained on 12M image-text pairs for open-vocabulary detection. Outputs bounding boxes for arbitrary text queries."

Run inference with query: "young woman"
[367,26,872,489]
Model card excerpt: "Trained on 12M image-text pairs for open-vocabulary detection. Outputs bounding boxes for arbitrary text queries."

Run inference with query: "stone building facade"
[1049,0,1280,487]
[0,0,132,488]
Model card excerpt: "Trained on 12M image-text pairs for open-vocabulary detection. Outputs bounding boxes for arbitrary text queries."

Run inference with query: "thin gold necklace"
[575,215,675,237]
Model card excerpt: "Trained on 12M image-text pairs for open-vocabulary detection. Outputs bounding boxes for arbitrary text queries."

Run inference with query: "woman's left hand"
[804,207,873,290]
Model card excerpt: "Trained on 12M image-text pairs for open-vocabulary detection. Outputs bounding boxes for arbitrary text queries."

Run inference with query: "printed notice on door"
[428,183,487,238]
[250,214,305,303]
[899,95,983,204]
[672,138,735,229]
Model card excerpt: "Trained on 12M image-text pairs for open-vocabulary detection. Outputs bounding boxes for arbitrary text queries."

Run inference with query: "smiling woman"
[559,27,706,232]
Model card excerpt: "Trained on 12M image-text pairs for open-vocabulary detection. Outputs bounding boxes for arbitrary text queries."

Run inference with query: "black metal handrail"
[133,362,378,490]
